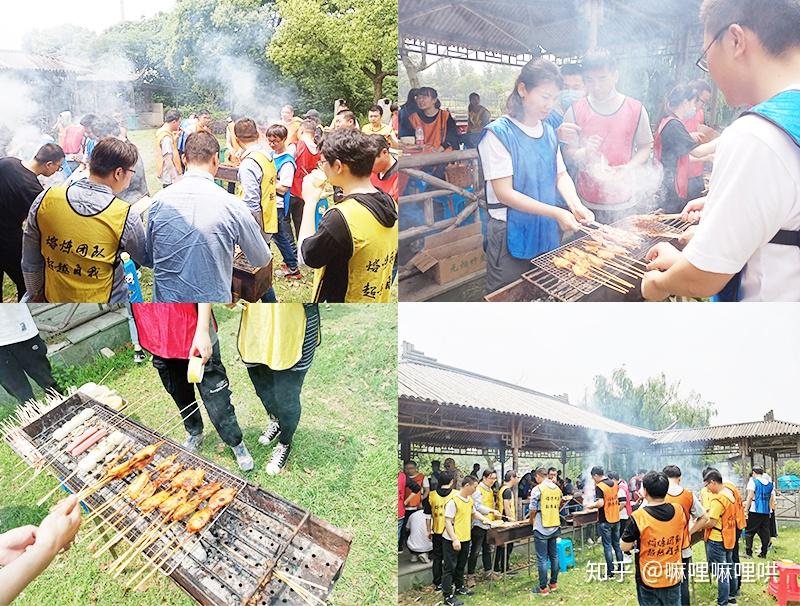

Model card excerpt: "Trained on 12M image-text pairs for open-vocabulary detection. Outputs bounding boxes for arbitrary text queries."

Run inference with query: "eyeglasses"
[696,23,735,72]
[317,159,329,169]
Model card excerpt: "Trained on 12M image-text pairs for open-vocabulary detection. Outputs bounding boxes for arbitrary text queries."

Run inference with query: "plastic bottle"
[121,252,143,303]
[415,126,424,146]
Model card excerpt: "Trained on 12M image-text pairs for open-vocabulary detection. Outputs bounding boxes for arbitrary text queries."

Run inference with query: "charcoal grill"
[4,392,351,606]
[485,215,692,302]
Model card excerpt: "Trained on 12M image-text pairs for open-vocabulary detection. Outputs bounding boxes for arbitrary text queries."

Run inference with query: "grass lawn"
[399,525,800,606]
[0,303,397,605]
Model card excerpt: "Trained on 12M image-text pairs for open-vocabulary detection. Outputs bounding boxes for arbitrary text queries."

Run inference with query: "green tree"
[588,367,716,430]
[269,0,398,111]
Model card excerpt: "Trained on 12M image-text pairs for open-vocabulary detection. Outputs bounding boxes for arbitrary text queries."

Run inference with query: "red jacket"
[290,140,321,199]
[398,471,406,518]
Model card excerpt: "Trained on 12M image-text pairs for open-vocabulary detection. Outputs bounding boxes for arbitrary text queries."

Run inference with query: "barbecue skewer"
[553,257,628,293]
[132,533,195,592]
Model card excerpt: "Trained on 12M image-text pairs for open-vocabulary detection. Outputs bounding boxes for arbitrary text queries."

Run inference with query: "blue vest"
[481,116,560,259]
[273,152,296,216]
[753,479,773,515]
[716,90,800,302]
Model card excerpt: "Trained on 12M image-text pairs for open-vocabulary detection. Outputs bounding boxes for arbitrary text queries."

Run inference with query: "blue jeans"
[636,583,681,606]
[706,540,735,605]
[260,286,277,302]
[598,521,623,576]
[273,210,298,271]
[533,529,560,589]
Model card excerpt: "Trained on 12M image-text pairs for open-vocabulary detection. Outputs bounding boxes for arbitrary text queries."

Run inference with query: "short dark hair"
[336,110,357,124]
[197,109,211,117]
[80,114,97,128]
[482,468,496,479]
[690,79,713,96]
[234,118,259,143]
[462,476,478,487]
[34,143,65,164]
[547,467,557,474]
[368,104,383,116]
[700,0,800,56]
[165,109,182,123]
[504,470,517,483]
[663,465,682,478]
[183,131,220,164]
[299,119,318,133]
[507,58,563,120]
[89,138,138,177]
[666,84,697,111]
[590,466,604,477]
[91,116,122,139]
[266,124,288,140]
[535,467,547,478]
[583,48,617,72]
[438,471,454,486]
[370,134,390,152]
[469,92,480,100]
[403,460,417,468]
[752,466,765,474]
[417,86,438,100]
[642,471,669,499]
[560,63,584,78]
[704,469,723,484]
[608,471,619,481]
[320,128,379,177]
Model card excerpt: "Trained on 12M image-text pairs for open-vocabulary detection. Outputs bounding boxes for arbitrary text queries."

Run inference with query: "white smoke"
[582,430,610,505]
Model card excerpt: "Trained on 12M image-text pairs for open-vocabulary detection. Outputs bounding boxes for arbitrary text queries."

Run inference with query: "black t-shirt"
[0,157,43,248]
[659,118,700,207]
[595,478,616,523]
[620,503,679,588]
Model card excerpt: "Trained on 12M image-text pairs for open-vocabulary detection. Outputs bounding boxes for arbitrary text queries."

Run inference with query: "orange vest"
[665,487,694,551]
[597,480,620,523]
[724,482,746,530]
[404,473,425,509]
[631,504,686,589]
[704,491,737,549]
[408,110,452,150]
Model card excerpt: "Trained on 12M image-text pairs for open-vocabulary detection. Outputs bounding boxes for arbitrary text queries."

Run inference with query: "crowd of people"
[0,100,400,304]
[400,0,800,302]
[398,458,777,606]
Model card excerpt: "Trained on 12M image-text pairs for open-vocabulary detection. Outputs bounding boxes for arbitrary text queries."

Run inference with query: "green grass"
[0,303,397,605]
[399,526,800,606]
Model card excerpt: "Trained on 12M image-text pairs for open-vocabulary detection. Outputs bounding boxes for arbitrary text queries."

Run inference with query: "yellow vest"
[539,483,562,528]
[37,185,129,302]
[312,197,398,303]
[476,483,495,522]
[496,482,516,521]
[430,490,456,535]
[240,150,278,234]
[450,494,473,542]
[155,125,182,177]
[237,303,319,370]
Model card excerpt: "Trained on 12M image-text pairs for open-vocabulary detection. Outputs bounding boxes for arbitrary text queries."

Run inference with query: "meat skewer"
[553,256,628,294]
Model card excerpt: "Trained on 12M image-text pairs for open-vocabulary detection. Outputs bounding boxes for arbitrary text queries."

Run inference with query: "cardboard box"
[413,223,485,285]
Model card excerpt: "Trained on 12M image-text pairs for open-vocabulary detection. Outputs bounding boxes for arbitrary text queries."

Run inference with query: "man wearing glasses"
[643,0,800,302]
[21,138,149,303]
[0,143,64,301]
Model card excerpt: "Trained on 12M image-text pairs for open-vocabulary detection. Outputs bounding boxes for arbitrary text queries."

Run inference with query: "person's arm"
[443,114,461,151]
[21,191,47,302]
[502,489,514,520]
[189,304,213,363]
[0,496,82,606]
[689,138,718,160]
[300,209,353,269]
[471,504,493,525]
[689,510,711,535]
[641,252,734,300]
[620,517,639,552]
[443,500,460,550]
[421,478,430,502]
[238,158,263,214]
[161,136,179,181]
[492,176,582,233]
[120,208,151,268]
[770,491,776,512]
[234,202,271,268]
[276,163,294,195]
[744,487,754,519]
[555,151,594,224]
[627,106,654,168]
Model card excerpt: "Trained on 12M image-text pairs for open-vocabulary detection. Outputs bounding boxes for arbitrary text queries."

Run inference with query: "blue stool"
[557,538,576,572]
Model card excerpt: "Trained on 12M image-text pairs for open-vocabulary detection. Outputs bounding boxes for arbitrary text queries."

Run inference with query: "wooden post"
[400,440,411,463]
[740,438,749,493]
[500,444,507,479]
[511,418,521,472]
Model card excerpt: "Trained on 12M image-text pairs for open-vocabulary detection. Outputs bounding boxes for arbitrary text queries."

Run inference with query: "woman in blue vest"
[478,58,594,294]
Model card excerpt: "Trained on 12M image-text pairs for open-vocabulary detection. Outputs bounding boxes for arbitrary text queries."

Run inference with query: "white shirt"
[684,94,800,301]
[406,509,433,553]
[0,304,38,346]
[618,487,629,520]
[478,115,567,221]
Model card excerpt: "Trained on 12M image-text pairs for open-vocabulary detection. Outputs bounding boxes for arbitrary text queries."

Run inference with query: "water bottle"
[415,126,424,146]
[121,252,143,303]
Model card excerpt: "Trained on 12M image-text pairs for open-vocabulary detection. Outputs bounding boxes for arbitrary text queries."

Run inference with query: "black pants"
[442,539,470,599]
[152,341,243,447]
[0,240,25,301]
[289,195,304,239]
[467,525,492,574]
[432,533,444,586]
[0,335,62,403]
[246,366,307,445]
[732,528,741,596]
[745,511,771,557]
[494,542,513,572]
[680,556,691,605]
